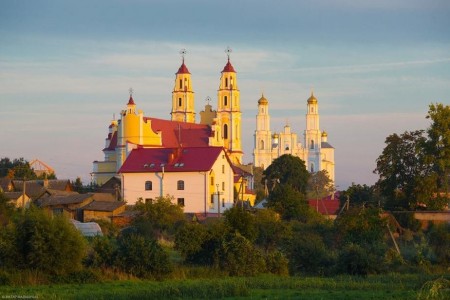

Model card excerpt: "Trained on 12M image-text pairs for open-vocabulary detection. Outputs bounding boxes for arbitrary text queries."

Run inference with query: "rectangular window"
[177,180,185,190]
[53,208,63,215]
[210,176,214,186]
[145,181,152,191]
[210,194,214,204]
[177,198,185,207]
[222,182,225,191]
[222,165,225,174]
[145,198,153,204]
[179,79,182,89]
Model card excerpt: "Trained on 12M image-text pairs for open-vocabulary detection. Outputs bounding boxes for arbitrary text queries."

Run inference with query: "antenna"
[225,46,232,60]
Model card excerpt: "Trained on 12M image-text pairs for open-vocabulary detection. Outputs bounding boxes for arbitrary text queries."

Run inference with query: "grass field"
[0,274,448,299]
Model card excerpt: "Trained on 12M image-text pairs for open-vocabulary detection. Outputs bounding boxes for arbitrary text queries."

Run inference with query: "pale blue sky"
[1,0,449,188]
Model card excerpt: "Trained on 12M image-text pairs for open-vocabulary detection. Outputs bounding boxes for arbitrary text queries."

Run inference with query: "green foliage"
[0,157,37,179]
[219,232,266,276]
[132,195,185,238]
[116,233,172,278]
[223,206,257,242]
[267,184,308,221]
[264,250,289,276]
[306,170,334,199]
[174,222,209,262]
[426,223,450,266]
[263,154,310,194]
[85,236,118,268]
[254,209,285,251]
[0,207,86,275]
[340,183,381,209]
[0,192,15,226]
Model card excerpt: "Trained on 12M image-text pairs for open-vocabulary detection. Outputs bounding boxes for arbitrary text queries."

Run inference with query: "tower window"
[222,165,225,174]
[177,180,185,190]
[222,182,225,191]
[178,98,182,107]
[310,140,314,149]
[260,140,264,150]
[223,124,228,139]
[224,96,228,106]
[179,79,182,89]
[311,107,314,113]
[145,181,152,191]
[225,78,228,87]
[310,163,315,173]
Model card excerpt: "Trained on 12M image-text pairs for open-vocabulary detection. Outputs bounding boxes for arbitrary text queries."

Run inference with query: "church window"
[179,79,182,89]
[260,140,264,150]
[145,181,152,191]
[177,180,185,190]
[211,176,214,185]
[177,198,185,207]
[285,144,289,150]
[222,165,225,174]
[224,96,228,106]
[225,78,228,87]
[210,194,214,204]
[310,163,315,173]
[310,140,314,149]
[178,98,182,107]
[311,107,314,113]
[222,182,225,191]
[223,124,228,139]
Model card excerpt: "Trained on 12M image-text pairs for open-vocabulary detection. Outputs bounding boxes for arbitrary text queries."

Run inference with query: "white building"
[253,92,335,182]
[119,146,235,214]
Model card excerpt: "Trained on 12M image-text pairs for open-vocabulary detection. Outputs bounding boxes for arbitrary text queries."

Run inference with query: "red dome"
[176,62,191,74]
[222,59,236,73]
[127,95,135,105]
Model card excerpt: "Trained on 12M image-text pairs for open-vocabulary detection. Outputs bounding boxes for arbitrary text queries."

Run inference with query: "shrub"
[264,250,289,276]
[84,235,118,268]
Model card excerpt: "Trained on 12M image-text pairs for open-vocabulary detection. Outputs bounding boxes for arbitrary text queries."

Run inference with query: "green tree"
[0,157,37,179]
[132,195,185,238]
[174,221,209,263]
[306,170,334,199]
[223,206,257,242]
[340,183,380,209]
[374,130,433,210]
[263,154,310,194]
[254,208,285,251]
[84,235,118,268]
[425,103,450,202]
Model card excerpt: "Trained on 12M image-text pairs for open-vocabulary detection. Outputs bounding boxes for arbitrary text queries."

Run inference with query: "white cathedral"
[252,92,335,182]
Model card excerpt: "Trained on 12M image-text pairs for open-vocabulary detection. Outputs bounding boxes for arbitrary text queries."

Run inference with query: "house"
[308,193,340,219]
[12,179,73,200]
[0,178,14,193]
[81,200,126,222]
[37,193,95,220]
[3,192,31,208]
[119,146,235,215]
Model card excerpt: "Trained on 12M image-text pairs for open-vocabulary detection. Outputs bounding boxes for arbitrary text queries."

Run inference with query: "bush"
[84,235,118,268]
[264,250,289,276]
[426,223,450,266]
[1,207,87,275]
[116,234,172,278]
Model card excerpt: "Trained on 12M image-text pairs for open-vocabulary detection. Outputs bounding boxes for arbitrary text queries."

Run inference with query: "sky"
[1,0,449,189]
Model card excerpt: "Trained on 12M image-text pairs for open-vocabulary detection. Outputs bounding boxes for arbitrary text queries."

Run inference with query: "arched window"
[310,163,314,173]
[310,139,314,149]
[223,124,228,139]
[224,96,228,106]
[260,140,264,150]
[177,180,184,190]
[311,107,314,113]
[145,181,152,191]
[178,98,182,107]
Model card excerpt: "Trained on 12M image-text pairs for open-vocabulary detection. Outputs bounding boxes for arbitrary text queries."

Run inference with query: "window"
[222,165,225,174]
[178,98,182,107]
[177,180,185,190]
[177,198,185,207]
[145,181,152,190]
[225,77,228,87]
[310,140,314,149]
[310,163,315,173]
[222,182,225,191]
[311,107,314,113]
[179,79,182,89]
[210,176,214,186]
[260,140,264,150]
[224,96,228,106]
[285,144,290,150]
[222,198,225,207]
[210,194,214,204]
[53,208,63,215]
[145,198,153,204]
[223,124,228,139]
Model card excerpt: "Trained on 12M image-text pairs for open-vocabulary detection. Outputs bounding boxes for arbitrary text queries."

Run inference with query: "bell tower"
[253,94,273,169]
[217,47,242,164]
[305,91,322,173]
[171,49,195,123]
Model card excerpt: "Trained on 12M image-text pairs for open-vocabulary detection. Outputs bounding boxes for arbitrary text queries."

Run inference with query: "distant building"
[253,92,335,182]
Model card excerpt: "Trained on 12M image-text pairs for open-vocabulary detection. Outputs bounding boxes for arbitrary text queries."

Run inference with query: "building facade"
[253,92,335,182]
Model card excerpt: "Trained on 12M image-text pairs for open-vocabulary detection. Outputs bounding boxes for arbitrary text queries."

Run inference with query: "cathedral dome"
[307,92,317,104]
[322,131,328,137]
[258,94,268,105]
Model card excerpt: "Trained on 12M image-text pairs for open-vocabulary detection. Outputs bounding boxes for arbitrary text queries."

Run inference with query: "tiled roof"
[81,200,126,212]
[39,193,93,207]
[308,197,340,215]
[176,62,191,74]
[222,59,236,73]
[119,146,224,173]
[145,117,211,147]
[3,192,23,200]
[103,131,118,151]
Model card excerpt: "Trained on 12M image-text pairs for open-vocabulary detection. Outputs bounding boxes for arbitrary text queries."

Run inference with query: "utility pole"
[22,177,26,212]
[216,183,221,217]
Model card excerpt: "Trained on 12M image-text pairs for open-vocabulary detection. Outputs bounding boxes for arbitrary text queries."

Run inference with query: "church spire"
[171,49,195,123]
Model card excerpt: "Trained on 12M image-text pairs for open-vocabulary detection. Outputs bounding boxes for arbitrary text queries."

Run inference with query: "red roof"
[103,131,118,151]
[119,146,225,173]
[222,59,236,73]
[308,195,340,215]
[176,62,191,74]
[145,117,211,147]
[127,95,135,105]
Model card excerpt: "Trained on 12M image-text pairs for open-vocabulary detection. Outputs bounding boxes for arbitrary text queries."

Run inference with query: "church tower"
[304,91,322,173]
[253,94,273,169]
[171,50,195,123]
[217,48,242,164]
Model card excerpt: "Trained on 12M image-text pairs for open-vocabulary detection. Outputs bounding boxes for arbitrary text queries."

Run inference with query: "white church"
[252,92,335,182]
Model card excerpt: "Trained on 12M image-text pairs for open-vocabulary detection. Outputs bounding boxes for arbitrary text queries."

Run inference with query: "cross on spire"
[129,87,134,96]
[180,48,187,63]
[205,96,211,105]
[225,46,232,61]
